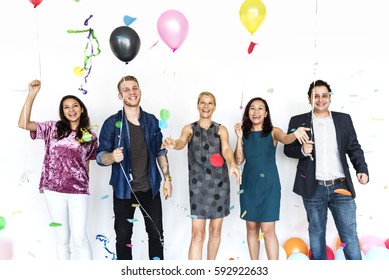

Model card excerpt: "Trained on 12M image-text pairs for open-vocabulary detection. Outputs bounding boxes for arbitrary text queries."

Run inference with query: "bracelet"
[164,176,172,181]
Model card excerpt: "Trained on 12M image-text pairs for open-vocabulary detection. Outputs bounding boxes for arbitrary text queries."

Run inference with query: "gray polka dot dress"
[187,121,231,219]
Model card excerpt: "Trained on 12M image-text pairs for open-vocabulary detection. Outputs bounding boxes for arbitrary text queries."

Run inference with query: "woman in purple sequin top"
[18,80,98,259]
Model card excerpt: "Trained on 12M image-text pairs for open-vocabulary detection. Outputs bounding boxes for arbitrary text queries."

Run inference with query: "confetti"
[334,189,352,196]
[247,41,258,54]
[152,256,161,260]
[49,222,62,227]
[127,219,138,223]
[237,189,244,195]
[241,210,247,218]
[132,204,140,208]
[100,194,109,200]
[187,215,198,219]
[125,244,133,248]
[258,232,264,241]
[0,216,6,230]
[210,153,224,167]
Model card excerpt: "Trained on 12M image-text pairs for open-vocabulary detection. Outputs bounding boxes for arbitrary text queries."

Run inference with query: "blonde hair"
[197,91,216,106]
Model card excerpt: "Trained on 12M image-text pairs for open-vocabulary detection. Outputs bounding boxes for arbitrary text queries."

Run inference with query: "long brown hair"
[56,95,91,144]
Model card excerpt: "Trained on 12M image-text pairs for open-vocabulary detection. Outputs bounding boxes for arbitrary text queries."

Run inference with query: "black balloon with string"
[109,26,141,64]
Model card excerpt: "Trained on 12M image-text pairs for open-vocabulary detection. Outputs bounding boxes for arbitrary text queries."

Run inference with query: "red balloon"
[29,0,43,8]
[308,245,335,260]
[210,153,224,167]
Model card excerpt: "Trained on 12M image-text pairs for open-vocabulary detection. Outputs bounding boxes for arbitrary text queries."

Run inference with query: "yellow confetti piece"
[384,185,388,190]
[370,117,384,121]
[132,204,140,208]
[241,210,247,218]
[11,211,22,215]
[258,232,264,241]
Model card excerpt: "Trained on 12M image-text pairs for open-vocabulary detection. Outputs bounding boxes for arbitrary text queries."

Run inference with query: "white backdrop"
[1,0,388,260]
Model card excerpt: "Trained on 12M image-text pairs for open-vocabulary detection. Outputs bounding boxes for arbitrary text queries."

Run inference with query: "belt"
[316,178,345,187]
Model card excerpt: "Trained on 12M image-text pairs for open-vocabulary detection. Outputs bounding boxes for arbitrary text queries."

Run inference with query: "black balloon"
[109,26,141,63]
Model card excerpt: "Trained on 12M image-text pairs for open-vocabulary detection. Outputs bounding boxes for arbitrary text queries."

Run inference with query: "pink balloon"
[157,10,189,52]
[360,235,385,254]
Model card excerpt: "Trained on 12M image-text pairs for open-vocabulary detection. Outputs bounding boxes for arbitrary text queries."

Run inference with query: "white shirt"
[312,112,345,180]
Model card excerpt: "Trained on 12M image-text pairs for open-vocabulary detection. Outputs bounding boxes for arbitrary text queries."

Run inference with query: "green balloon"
[160,109,170,121]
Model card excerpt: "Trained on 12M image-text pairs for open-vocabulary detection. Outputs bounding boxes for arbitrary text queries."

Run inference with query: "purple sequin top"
[31,121,98,194]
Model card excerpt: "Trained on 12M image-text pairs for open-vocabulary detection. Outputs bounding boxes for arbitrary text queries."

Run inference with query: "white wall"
[1,0,388,260]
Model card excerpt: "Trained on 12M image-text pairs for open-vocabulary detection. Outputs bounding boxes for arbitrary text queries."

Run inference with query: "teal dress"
[240,131,281,222]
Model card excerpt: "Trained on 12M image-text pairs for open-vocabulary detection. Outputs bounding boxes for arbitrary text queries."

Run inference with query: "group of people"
[18,76,369,260]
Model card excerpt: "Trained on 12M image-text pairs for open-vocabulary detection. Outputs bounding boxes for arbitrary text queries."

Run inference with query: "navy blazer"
[283,111,368,198]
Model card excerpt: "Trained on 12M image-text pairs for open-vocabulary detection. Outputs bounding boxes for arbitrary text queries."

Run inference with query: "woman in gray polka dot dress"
[162,91,240,260]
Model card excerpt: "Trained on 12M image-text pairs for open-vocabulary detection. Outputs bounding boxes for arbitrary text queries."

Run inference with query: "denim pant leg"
[329,182,361,260]
[113,194,136,260]
[303,184,329,260]
[138,190,164,260]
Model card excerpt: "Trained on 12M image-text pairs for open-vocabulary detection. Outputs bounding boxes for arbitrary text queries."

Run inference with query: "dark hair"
[307,80,332,98]
[56,95,91,143]
[241,97,273,138]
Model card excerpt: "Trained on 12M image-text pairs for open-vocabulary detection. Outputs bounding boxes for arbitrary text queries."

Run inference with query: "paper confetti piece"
[258,232,264,241]
[259,173,265,177]
[210,153,224,167]
[11,211,22,215]
[152,256,161,260]
[132,204,140,208]
[187,215,198,219]
[123,15,137,26]
[248,41,258,54]
[241,210,247,218]
[127,219,138,223]
[340,242,347,248]
[49,222,62,227]
[125,244,133,248]
[237,189,244,195]
[334,189,352,196]
[230,205,235,210]
[101,194,109,200]
[0,216,6,230]
[384,185,388,190]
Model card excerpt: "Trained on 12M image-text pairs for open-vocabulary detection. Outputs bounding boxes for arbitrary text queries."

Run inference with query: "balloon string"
[35,9,42,80]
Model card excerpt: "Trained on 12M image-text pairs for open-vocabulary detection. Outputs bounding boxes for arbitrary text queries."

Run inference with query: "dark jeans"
[303,180,361,260]
[113,189,164,260]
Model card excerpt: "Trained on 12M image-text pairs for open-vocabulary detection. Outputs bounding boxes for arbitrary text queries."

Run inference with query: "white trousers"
[44,190,93,260]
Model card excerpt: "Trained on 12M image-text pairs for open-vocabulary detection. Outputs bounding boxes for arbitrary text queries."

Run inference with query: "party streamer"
[67,15,101,94]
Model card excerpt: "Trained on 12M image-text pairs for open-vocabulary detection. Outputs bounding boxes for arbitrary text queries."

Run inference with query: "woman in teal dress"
[234,97,309,260]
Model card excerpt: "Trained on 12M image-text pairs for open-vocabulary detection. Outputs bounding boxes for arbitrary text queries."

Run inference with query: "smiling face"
[62,98,83,126]
[119,79,141,107]
[197,92,216,119]
[248,99,268,129]
[309,85,331,116]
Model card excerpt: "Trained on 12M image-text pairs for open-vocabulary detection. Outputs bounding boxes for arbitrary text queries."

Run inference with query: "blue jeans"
[113,189,164,260]
[302,181,361,260]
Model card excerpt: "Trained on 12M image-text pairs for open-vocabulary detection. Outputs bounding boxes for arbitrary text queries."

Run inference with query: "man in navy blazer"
[284,80,369,260]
